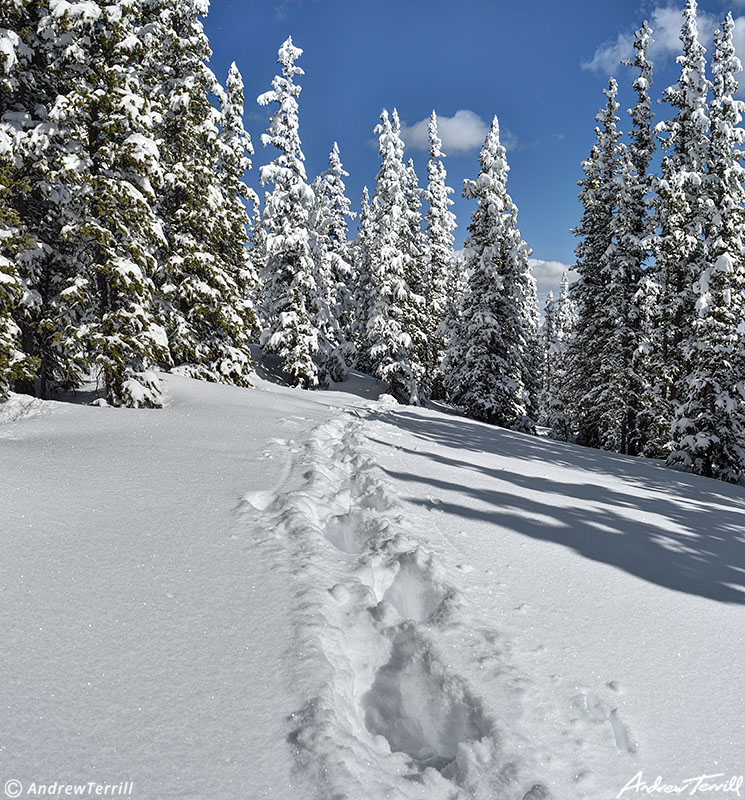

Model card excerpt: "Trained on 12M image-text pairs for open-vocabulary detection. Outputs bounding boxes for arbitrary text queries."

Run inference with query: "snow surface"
[1,371,744,800]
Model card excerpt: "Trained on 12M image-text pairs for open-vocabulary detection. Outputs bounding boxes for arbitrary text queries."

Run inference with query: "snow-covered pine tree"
[518,253,541,428]
[308,142,354,383]
[351,185,375,371]
[256,37,318,388]
[652,0,711,457]
[210,61,260,377]
[363,109,418,403]
[444,116,534,428]
[401,151,429,399]
[0,128,37,398]
[566,79,623,448]
[0,0,87,398]
[621,20,659,457]
[668,12,745,481]
[140,0,255,386]
[43,0,168,407]
[423,111,457,400]
[539,290,557,422]
[545,271,577,439]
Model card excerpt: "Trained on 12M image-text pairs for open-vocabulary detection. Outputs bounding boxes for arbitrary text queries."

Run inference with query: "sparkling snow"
[1,372,744,799]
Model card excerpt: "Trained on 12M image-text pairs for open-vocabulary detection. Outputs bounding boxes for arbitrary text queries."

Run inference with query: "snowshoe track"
[249,406,549,799]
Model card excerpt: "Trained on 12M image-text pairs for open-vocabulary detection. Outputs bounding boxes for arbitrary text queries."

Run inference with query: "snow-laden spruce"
[257,37,319,389]
[351,185,376,372]
[540,272,576,439]
[444,116,537,429]
[620,20,659,457]
[308,142,355,384]
[141,0,257,387]
[423,111,457,400]
[567,78,641,451]
[652,0,711,456]
[41,0,169,407]
[669,12,745,481]
[402,154,429,400]
[361,109,420,404]
[0,0,88,399]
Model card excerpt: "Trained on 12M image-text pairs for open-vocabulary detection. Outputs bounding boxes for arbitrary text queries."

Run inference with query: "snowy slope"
[2,372,744,800]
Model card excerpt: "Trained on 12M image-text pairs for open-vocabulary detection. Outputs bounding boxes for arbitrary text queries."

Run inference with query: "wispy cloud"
[400,110,518,155]
[581,4,721,75]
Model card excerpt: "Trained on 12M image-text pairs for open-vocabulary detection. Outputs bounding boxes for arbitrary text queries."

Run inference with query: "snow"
[2,372,744,799]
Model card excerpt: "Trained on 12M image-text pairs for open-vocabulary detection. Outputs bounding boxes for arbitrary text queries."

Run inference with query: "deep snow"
[1,370,744,800]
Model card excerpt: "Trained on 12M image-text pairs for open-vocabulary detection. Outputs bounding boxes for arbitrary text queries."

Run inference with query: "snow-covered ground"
[2,370,744,800]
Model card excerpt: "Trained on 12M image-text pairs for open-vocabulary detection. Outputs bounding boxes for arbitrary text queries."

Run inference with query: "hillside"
[1,371,744,800]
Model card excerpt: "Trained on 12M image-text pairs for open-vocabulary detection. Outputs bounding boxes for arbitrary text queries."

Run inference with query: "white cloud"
[581,5,719,75]
[528,258,578,305]
[400,110,517,155]
[581,31,635,75]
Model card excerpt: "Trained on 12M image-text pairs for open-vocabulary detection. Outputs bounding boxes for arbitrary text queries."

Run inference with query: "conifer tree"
[621,20,659,456]
[669,12,745,480]
[652,0,711,456]
[539,290,557,420]
[256,37,318,388]
[1,0,86,398]
[0,131,37,397]
[518,257,541,427]
[363,109,418,403]
[141,0,255,386]
[401,152,428,398]
[308,142,354,383]
[444,116,534,428]
[210,62,260,375]
[423,111,457,400]
[45,0,168,407]
[566,80,623,448]
[351,185,374,370]
[543,272,577,439]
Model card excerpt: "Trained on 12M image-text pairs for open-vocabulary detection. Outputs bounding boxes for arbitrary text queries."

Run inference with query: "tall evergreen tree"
[0,129,37,398]
[669,12,745,480]
[566,80,622,447]
[444,116,534,428]
[308,142,354,383]
[401,152,428,398]
[141,0,255,386]
[613,20,658,456]
[257,37,318,388]
[351,185,374,371]
[47,0,168,407]
[363,109,418,403]
[652,0,711,456]
[423,111,457,400]
[544,272,577,439]
[1,0,86,398]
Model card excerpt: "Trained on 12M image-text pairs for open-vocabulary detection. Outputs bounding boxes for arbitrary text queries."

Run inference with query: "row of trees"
[4,1,743,483]
[1,0,542,419]
[254,38,539,419]
[543,0,745,482]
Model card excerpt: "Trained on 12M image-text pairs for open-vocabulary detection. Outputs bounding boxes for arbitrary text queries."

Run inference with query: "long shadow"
[369,409,745,605]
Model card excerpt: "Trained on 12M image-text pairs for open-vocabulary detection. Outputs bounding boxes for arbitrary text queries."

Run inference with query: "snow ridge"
[250,403,547,799]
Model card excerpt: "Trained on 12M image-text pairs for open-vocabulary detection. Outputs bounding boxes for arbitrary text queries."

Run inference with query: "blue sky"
[203,0,745,302]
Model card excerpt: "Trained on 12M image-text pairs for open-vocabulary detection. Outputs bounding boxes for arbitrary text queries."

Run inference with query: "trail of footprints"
[249,410,551,799]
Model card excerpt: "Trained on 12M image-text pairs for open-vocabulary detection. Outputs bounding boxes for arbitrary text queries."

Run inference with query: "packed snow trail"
[247,400,551,799]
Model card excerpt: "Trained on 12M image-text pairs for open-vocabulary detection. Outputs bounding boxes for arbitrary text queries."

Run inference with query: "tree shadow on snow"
[370,408,745,606]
